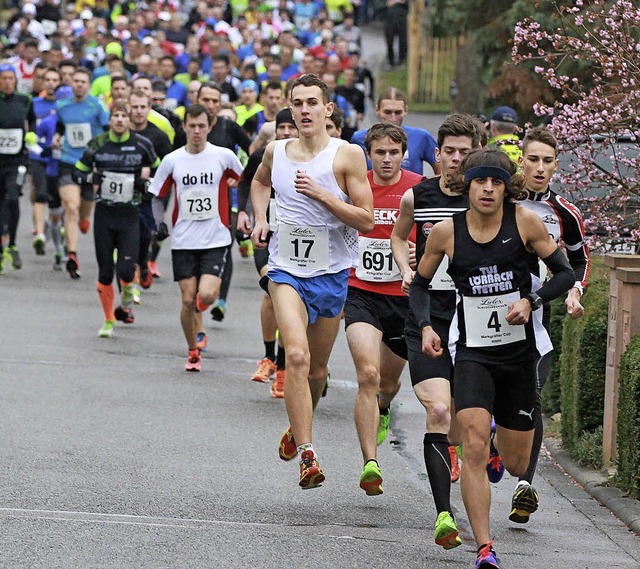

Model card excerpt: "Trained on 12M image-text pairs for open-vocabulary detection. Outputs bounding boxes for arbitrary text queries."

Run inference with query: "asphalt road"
[1,214,640,568]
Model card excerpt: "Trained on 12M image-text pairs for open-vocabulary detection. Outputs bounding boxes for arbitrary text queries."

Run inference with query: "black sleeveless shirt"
[448,201,540,364]
[412,176,469,320]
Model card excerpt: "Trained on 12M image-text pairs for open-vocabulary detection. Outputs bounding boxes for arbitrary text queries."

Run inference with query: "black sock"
[423,432,452,514]
[264,341,276,362]
[379,406,390,416]
[276,344,285,370]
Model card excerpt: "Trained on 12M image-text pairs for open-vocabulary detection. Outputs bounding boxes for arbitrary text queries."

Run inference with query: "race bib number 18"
[277,223,329,270]
[180,188,216,221]
[65,123,92,148]
[463,291,526,348]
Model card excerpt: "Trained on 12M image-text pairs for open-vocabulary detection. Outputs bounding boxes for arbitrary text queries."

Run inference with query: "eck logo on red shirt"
[374,208,398,225]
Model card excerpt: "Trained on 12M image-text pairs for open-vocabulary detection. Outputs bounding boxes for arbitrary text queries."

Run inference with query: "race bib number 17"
[277,223,329,270]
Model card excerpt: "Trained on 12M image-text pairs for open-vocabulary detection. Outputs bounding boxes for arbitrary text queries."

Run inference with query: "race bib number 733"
[180,188,215,221]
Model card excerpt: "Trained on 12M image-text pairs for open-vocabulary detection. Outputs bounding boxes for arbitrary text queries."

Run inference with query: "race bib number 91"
[100,171,135,204]
[277,223,329,271]
[180,188,215,221]
[463,291,526,348]
[355,237,400,282]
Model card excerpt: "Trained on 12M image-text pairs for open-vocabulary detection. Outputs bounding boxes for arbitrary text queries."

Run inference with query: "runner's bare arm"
[250,142,275,248]
[295,143,374,233]
[391,188,415,294]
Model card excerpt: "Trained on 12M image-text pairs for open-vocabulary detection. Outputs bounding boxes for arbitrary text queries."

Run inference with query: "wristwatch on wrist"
[525,292,544,310]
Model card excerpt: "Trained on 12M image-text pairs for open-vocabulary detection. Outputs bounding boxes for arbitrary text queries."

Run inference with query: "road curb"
[544,436,640,535]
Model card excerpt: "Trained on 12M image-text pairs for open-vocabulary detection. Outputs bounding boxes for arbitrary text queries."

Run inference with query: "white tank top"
[268,137,359,277]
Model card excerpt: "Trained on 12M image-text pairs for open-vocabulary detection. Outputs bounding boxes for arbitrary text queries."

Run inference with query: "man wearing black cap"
[487,106,522,164]
[237,108,299,393]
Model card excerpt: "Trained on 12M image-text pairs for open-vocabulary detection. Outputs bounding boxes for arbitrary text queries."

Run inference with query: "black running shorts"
[454,359,537,431]
[343,286,409,359]
[404,314,454,387]
[172,247,228,282]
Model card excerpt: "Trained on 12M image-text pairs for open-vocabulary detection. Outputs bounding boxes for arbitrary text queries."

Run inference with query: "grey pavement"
[2,205,640,567]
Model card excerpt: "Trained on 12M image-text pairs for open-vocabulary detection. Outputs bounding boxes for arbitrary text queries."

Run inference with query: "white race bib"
[431,255,455,290]
[463,291,526,348]
[268,198,279,232]
[100,171,135,204]
[277,223,329,270]
[65,123,92,148]
[0,128,23,155]
[180,187,216,221]
[355,237,400,282]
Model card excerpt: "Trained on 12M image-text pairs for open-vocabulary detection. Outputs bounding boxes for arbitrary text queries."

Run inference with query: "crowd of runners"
[0,3,592,568]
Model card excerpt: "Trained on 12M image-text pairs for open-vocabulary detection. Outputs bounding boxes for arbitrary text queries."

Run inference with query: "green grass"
[378,67,454,113]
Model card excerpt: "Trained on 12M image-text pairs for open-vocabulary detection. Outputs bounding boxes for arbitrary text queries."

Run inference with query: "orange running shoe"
[196,332,208,352]
[252,357,276,383]
[78,220,90,234]
[299,450,325,489]
[271,368,285,398]
[449,445,460,483]
[278,426,297,461]
[196,294,210,313]
[148,260,161,278]
[139,264,153,289]
[185,348,201,372]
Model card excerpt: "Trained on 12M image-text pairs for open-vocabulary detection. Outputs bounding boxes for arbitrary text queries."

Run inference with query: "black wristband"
[409,273,433,329]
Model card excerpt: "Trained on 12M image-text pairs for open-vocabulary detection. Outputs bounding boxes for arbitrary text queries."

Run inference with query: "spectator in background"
[384,0,408,68]
[334,11,362,52]
[487,105,522,164]
[336,66,365,135]
[158,55,188,112]
[235,79,263,128]
[211,54,242,103]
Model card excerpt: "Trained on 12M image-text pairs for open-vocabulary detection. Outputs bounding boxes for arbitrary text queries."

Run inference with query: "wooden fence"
[408,35,463,105]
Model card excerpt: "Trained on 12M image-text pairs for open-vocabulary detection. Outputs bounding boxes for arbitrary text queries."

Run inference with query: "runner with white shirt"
[251,74,374,489]
[149,104,244,372]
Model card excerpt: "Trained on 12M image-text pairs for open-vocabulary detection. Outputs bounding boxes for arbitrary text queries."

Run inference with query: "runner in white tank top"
[250,75,374,490]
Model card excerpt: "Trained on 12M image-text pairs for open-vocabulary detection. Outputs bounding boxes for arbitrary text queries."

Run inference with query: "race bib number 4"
[463,291,526,348]
[180,188,215,221]
[100,171,135,204]
[277,223,329,271]
[65,123,92,148]
[0,128,23,155]
[355,237,400,282]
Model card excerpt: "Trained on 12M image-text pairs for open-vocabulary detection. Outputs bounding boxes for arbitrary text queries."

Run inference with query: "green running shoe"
[359,459,383,496]
[434,511,462,550]
[377,408,391,446]
[121,283,135,309]
[98,320,114,338]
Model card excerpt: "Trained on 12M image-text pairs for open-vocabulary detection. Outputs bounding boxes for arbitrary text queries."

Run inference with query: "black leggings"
[521,305,553,484]
[94,205,139,285]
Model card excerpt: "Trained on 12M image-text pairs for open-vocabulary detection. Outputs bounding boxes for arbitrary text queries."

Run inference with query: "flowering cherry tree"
[512,0,640,251]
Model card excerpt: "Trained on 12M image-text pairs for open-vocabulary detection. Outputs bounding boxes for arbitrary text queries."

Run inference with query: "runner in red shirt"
[344,123,423,495]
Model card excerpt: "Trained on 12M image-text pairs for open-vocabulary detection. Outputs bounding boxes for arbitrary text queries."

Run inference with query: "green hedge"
[616,335,640,500]
[559,279,609,463]
[541,297,567,415]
